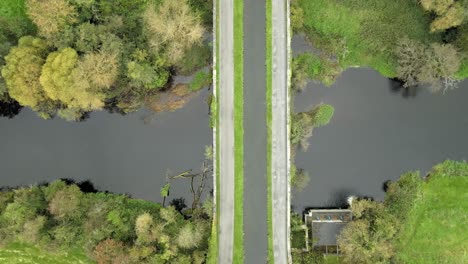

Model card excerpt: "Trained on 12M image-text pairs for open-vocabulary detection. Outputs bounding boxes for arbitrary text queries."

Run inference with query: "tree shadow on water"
[389,78,419,98]
[0,100,22,119]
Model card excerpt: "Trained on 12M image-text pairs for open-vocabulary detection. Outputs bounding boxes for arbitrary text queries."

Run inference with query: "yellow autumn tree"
[1,36,49,109]
[143,0,204,63]
[40,48,105,111]
[420,0,465,32]
[26,0,77,39]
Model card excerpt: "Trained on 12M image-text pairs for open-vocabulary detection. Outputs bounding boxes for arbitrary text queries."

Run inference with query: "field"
[0,243,92,264]
[296,0,437,78]
[395,174,468,264]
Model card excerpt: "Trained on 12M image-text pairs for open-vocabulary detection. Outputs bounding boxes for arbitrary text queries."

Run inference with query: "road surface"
[218,0,235,263]
[271,0,292,263]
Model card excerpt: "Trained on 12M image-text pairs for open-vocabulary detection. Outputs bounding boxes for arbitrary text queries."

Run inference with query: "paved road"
[218,0,235,263]
[271,0,292,263]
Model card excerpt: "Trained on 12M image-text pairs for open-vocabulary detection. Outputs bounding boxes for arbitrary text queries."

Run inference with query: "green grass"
[190,70,212,91]
[175,43,211,75]
[0,243,93,264]
[206,0,220,262]
[395,174,468,264]
[297,0,438,79]
[265,0,273,263]
[324,255,341,264]
[233,0,244,262]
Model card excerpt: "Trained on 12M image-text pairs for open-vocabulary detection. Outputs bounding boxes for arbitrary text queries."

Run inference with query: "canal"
[243,0,268,263]
[292,35,468,210]
[0,88,212,204]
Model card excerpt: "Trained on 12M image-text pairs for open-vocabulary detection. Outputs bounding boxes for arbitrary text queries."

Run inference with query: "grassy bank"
[206,0,220,262]
[395,165,468,263]
[0,243,92,264]
[233,0,244,262]
[265,0,274,263]
[295,0,437,80]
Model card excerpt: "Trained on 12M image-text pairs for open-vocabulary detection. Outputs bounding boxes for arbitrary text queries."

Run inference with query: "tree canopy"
[0,0,212,120]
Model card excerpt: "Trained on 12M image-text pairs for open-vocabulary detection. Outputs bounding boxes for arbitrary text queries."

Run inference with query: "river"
[0,88,212,204]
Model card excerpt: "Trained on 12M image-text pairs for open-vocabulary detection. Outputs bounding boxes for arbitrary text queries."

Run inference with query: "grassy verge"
[233,0,244,262]
[0,243,92,264]
[206,0,220,262]
[265,0,273,263]
[190,70,212,91]
[395,171,468,263]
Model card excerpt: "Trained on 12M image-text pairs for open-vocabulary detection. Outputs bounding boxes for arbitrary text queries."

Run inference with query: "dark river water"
[293,69,468,211]
[0,88,212,204]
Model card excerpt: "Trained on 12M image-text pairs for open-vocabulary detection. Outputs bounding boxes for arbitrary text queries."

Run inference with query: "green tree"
[1,36,49,109]
[160,183,171,207]
[338,199,398,264]
[48,185,83,220]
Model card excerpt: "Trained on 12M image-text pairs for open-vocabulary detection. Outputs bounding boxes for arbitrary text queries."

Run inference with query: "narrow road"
[271,0,291,263]
[244,0,268,263]
[218,0,235,262]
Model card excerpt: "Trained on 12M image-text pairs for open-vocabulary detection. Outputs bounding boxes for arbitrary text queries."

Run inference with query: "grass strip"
[265,0,274,263]
[233,0,244,262]
[206,0,220,262]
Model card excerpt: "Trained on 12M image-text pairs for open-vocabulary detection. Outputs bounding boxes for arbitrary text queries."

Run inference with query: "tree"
[1,36,49,110]
[420,0,465,32]
[338,199,398,264]
[291,103,334,150]
[40,47,105,112]
[48,185,83,220]
[176,222,204,249]
[26,0,77,39]
[384,172,422,220]
[135,213,156,244]
[143,0,204,64]
[396,38,461,91]
[160,183,171,207]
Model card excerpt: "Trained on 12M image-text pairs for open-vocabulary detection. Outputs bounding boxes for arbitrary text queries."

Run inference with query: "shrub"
[48,185,83,220]
[310,103,334,127]
[93,239,129,264]
[190,71,212,91]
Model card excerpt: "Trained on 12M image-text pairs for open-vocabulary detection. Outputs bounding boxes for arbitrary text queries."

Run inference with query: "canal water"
[0,88,212,204]
[243,0,268,263]
[292,64,468,211]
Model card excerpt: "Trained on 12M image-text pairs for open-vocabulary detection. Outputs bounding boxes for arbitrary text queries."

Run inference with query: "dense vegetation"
[292,0,468,90]
[0,179,213,263]
[0,0,212,120]
[337,160,468,264]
